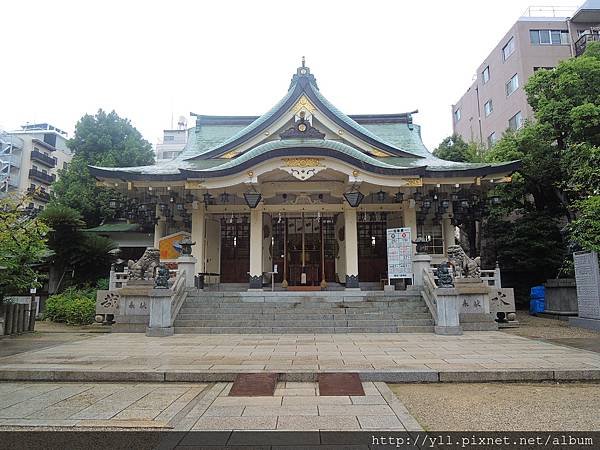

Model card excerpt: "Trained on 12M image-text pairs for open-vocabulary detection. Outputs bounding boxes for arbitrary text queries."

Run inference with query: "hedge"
[44,287,96,325]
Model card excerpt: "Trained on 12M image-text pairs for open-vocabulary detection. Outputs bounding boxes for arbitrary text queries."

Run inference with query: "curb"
[0,369,598,383]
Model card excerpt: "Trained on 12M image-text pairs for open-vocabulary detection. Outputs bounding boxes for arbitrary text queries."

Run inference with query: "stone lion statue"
[127,248,160,280]
[447,244,481,278]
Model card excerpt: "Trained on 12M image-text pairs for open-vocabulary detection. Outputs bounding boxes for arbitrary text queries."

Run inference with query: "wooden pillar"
[249,208,263,290]
[191,206,205,275]
[344,208,359,289]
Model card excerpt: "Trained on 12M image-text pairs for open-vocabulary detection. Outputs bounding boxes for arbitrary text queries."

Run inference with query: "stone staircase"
[173,290,434,334]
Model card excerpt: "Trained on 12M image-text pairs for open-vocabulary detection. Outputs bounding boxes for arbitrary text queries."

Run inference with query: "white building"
[156,117,189,161]
[1,123,73,212]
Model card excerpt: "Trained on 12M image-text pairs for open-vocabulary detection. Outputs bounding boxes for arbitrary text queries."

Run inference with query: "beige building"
[0,123,73,212]
[452,1,600,147]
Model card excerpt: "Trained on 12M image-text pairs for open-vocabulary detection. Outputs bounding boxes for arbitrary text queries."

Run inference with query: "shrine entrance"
[358,213,388,282]
[272,214,336,287]
[219,216,250,283]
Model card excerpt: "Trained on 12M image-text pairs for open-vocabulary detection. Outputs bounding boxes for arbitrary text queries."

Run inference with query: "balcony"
[28,168,55,184]
[575,32,600,57]
[27,186,51,202]
[30,149,57,167]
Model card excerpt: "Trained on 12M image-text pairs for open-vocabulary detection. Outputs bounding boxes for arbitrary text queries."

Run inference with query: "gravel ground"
[503,312,600,340]
[390,382,600,431]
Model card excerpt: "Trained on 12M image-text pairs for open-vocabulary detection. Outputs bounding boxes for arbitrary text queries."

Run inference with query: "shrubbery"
[44,287,96,325]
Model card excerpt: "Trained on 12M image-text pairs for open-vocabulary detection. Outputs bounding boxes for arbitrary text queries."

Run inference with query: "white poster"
[387,227,412,280]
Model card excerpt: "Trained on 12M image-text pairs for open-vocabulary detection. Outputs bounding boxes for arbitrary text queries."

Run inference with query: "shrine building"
[90,61,519,291]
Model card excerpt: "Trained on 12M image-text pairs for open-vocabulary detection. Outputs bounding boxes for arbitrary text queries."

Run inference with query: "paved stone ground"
[390,382,600,431]
[1,332,599,382]
[0,331,94,358]
[0,381,420,431]
[503,312,600,354]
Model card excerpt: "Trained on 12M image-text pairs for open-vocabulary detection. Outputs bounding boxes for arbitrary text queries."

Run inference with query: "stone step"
[173,318,434,327]
[175,312,433,320]
[185,296,423,304]
[181,302,424,309]
[173,325,435,334]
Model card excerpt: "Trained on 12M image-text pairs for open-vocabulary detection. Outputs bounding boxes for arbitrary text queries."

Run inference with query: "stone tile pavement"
[0,381,421,431]
[0,332,599,382]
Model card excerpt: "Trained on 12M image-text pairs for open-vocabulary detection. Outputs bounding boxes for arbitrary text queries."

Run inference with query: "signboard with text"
[387,227,412,280]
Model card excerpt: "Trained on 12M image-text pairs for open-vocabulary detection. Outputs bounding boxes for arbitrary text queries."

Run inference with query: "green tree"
[68,109,154,166]
[480,42,600,291]
[433,134,482,162]
[0,194,49,303]
[38,205,117,288]
[51,109,153,227]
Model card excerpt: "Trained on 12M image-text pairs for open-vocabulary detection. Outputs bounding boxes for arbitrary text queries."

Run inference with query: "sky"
[1,0,583,151]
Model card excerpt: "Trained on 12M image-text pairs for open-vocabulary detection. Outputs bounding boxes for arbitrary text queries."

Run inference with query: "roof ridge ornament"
[289,57,318,90]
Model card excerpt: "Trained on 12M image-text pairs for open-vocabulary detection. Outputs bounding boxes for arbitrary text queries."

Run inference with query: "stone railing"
[145,270,188,337]
[421,268,438,325]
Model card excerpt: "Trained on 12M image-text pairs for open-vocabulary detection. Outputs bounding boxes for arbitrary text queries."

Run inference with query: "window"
[530,29,569,45]
[484,100,493,117]
[487,132,497,148]
[482,66,490,83]
[506,74,519,96]
[30,183,36,190]
[534,66,554,72]
[508,111,523,130]
[417,223,444,255]
[164,135,175,141]
[32,165,38,171]
[502,37,515,60]
[454,108,461,122]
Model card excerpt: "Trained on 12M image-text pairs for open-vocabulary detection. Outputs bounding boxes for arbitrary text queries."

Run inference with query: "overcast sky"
[1,0,582,151]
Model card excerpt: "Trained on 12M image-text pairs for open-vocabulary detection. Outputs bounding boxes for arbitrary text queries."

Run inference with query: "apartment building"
[0,123,73,213]
[452,1,600,147]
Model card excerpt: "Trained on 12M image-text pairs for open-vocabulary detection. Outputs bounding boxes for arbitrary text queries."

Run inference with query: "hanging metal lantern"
[243,192,262,208]
[376,190,386,203]
[176,203,185,212]
[343,190,364,208]
[394,192,404,203]
[490,195,502,205]
[422,199,432,209]
[220,192,230,203]
[451,193,460,201]
[460,199,470,208]
[413,190,422,201]
[441,199,450,208]
[203,192,213,205]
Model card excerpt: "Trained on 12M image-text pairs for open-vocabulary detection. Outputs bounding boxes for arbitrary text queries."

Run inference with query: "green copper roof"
[83,223,141,233]
[184,139,413,173]
[88,63,521,180]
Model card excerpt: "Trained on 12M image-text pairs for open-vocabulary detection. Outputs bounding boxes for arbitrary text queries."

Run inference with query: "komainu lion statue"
[127,248,160,280]
[447,244,481,278]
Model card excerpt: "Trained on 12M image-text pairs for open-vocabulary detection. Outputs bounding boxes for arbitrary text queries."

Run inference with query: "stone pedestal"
[146,289,174,337]
[455,278,497,331]
[412,254,432,287]
[113,280,152,333]
[177,256,197,288]
[434,288,463,335]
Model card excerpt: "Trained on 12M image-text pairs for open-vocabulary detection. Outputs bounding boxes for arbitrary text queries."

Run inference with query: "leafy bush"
[44,287,96,325]
[95,278,110,290]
